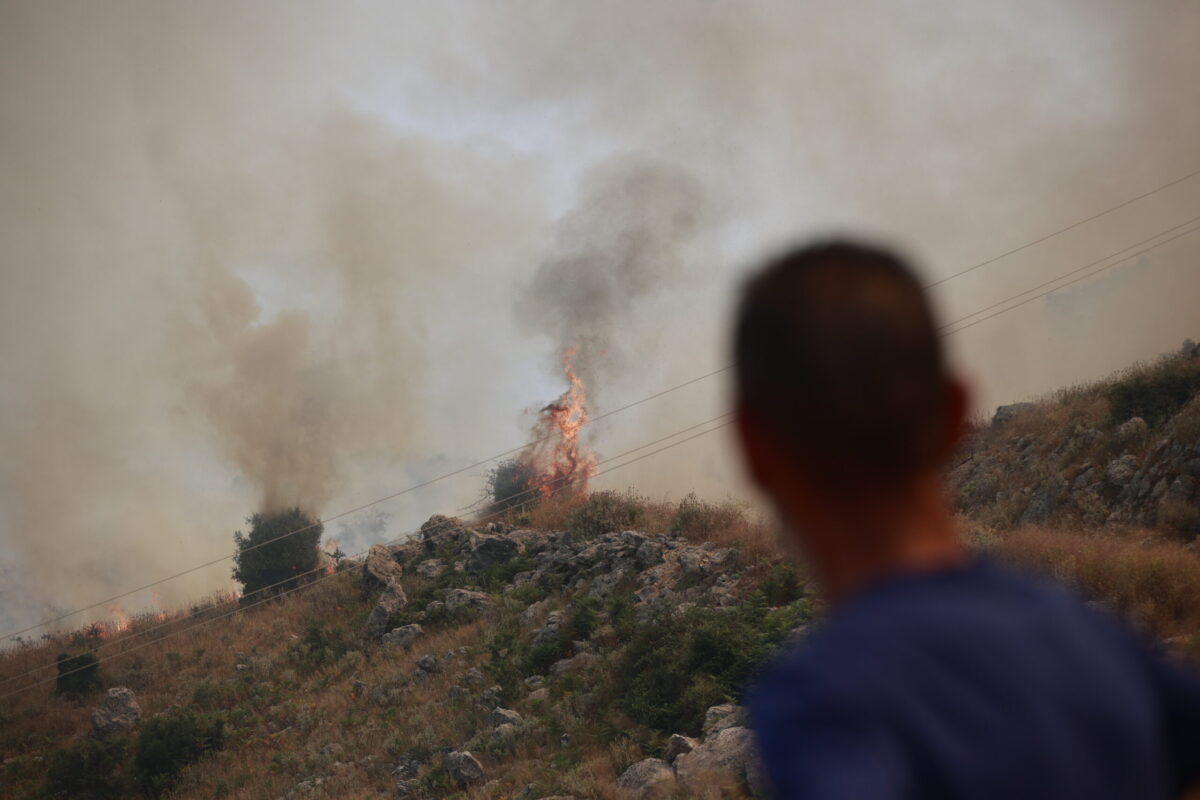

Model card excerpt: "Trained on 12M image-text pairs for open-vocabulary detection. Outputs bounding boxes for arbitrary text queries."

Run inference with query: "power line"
[0,412,734,687]
[7,166,1200,643]
[924,166,1200,288]
[9,216,1200,699]
[941,219,1200,336]
[0,417,734,702]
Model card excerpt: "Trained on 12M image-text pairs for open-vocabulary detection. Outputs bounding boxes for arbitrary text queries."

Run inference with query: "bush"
[132,712,225,797]
[54,651,101,699]
[616,601,804,735]
[488,459,541,513]
[232,507,323,602]
[670,493,748,538]
[566,490,653,540]
[1108,355,1200,425]
[288,618,353,674]
[46,737,128,799]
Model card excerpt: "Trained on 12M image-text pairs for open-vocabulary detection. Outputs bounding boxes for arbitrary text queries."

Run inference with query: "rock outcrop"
[91,687,141,737]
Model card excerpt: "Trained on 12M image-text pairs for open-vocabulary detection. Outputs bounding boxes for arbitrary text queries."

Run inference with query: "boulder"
[444,588,493,611]
[549,652,598,676]
[365,584,408,639]
[617,758,676,798]
[1117,417,1149,440]
[662,733,697,764]
[465,534,520,575]
[382,623,424,650]
[702,703,746,739]
[420,515,470,553]
[415,559,444,579]
[363,544,406,595]
[1106,454,1138,487]
[444,750,485,787]
[532,610,566,646]
[992,402,1035,426]
[91,687,141,737]
[415,653,440,674]
[488,706,523,727]
[675,726,764,796]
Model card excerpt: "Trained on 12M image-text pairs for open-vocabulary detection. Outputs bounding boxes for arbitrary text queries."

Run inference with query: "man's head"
[734,240,968,542]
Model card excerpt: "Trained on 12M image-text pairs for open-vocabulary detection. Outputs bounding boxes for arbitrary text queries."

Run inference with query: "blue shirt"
[748,559,1200,799]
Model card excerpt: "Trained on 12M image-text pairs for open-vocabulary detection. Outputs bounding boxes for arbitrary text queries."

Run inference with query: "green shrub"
[1108,355,1200,425]
[759,563,804,607]
[288,618,353,674]
[54,652,101,699]
[232,507,323,602]
[566,490,651,540]
[46,737,128,799]
[487,459,541,513]
[132,712,225,797]
[670,493,748,538]
[616,600,805,735]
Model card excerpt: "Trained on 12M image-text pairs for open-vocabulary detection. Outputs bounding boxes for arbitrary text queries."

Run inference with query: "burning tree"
[490,348,596,511]
[232,507,323,603]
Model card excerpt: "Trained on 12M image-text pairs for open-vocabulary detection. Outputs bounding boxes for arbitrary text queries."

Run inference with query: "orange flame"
[321,538,341,575]
[520,347,597,500]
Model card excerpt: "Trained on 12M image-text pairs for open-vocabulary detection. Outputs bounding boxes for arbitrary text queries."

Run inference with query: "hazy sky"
[1,0,1198,634]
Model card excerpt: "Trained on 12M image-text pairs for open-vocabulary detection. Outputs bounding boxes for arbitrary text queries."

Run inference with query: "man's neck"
[799,476,966,604]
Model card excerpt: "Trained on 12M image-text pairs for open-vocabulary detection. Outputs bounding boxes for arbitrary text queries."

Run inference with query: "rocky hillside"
[1,495,802,800]
[4,342,1200,800]
[949,340,1200,536]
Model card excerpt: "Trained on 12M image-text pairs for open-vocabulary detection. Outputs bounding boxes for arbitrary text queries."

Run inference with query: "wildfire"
[519,347,597,500]
[92,603,132,639]
[321,538,341,575]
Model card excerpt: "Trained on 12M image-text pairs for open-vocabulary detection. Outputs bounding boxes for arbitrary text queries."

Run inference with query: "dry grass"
[980,523,1200,653]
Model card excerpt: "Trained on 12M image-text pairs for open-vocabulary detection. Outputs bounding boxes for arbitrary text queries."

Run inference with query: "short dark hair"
[734,240,947,487]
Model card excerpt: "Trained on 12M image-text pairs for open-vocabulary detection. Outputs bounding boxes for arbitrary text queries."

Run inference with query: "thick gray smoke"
[2,0,1198,636]
[518,160,706,398]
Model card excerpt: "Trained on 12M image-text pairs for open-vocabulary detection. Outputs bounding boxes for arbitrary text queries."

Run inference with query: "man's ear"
[735,402,774,491]
[938,375,971,462]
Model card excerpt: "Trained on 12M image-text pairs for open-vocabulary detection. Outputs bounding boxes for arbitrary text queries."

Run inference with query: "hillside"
[3,343,1200,800]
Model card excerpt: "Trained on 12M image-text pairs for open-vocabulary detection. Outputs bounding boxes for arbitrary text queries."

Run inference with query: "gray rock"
[488,707,523,727]
[420,515,470,553]
[415,654,439,674]
[415,559,444,579]
[1106,454,1139,487]
[365,584,408,639]
[490,723,517,750]
[533,610,566,646]
[549,652,598,676]
[465,534,520,575]
[91,687,141,737]
[520,599,553,628]
[444,588,493,611]
[363,544,407,595]
[675,726,764,797]
[1117,417,1149,440]
[1019,487,1059,525]
[636,540,665,569]
[527,687,549,702]
[393,754,421,780]
[702,703,746,739]
[1167,474,1196,502]
[393,778,420,798]
[617,758,676,798]
[382,623,424,650]
[443,750,485,787]
[663,733,697,764]
[524,674,545,690]
[992,402,1035,426]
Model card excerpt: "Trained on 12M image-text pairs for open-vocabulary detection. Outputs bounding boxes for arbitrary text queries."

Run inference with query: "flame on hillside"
[519,348,596,501]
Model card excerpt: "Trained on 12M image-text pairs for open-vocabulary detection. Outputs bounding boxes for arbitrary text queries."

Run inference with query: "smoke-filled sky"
[2,0,1198,634]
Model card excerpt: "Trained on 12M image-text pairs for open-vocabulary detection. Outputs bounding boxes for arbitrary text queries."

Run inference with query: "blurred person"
[734,240,1200,799]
